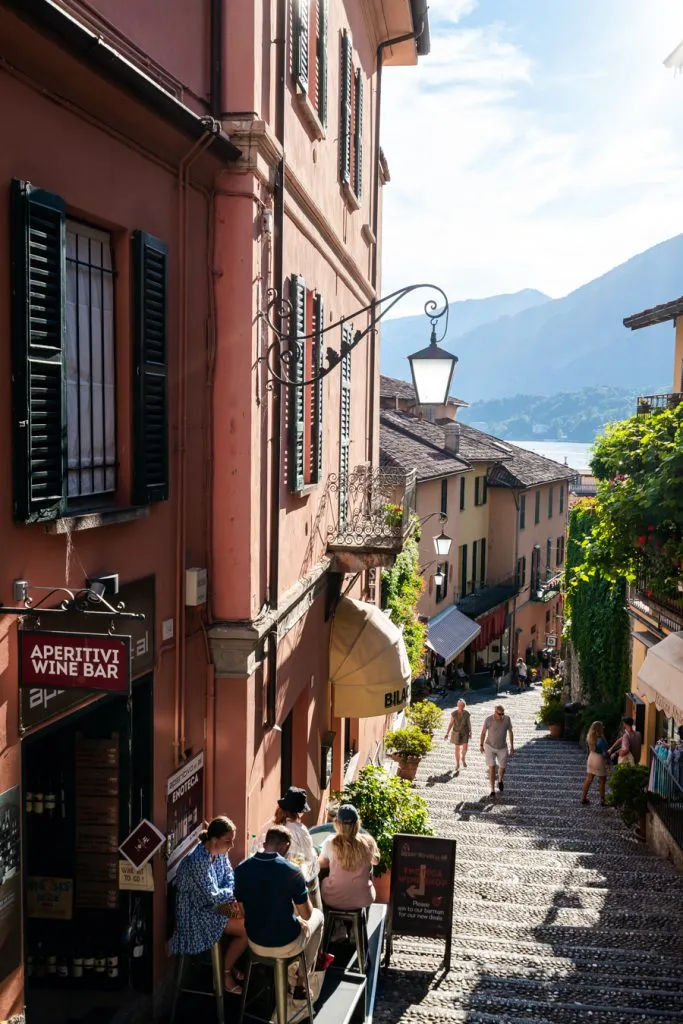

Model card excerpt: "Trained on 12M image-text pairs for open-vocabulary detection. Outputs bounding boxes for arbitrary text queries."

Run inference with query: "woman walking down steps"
[373,689,683,1024]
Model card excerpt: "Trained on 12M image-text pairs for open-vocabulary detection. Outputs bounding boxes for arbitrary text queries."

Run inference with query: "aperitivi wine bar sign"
[19,631,131,693]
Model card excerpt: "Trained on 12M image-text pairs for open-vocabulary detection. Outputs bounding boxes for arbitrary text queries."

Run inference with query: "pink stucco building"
[0,0,428,1019]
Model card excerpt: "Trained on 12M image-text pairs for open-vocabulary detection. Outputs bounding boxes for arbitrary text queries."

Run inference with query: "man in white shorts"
[480,704,514,797]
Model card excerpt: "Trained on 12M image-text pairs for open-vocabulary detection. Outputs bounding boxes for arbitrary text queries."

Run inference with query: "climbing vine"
[381,512,427,678]
[565,499,630,731]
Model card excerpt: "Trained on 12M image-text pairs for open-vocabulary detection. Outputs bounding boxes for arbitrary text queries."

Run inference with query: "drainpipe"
[266,0,287,714]
[209,0,223,118]
[369,17,426,464]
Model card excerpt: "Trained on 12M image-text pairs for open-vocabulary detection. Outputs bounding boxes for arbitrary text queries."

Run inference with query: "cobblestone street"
[374,687,683,1024]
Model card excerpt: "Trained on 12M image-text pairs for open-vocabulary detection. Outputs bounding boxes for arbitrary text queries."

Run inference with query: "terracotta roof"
[379,375,469,407]
[379,410,576,489]
[623,296,683,330]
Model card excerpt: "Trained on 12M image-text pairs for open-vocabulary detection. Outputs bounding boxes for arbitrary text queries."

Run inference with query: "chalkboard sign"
[384,834,456,971]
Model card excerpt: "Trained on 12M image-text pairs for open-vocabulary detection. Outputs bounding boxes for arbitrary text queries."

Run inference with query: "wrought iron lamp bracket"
[0,582,145,631]
[257,283,449,390]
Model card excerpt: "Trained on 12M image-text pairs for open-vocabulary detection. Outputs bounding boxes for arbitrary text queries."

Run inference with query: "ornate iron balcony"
[456,574,519,618]
[531,569,563,602]
[637,393,683,415]
[327,467,417,572]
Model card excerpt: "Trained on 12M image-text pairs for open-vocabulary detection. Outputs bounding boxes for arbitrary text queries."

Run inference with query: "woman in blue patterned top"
[171,816,248,994]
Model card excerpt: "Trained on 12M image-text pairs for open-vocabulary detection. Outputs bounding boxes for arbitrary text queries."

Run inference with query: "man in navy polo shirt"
[234,824,324,987]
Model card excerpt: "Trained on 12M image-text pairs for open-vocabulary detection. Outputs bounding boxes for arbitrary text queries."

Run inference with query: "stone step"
[453,879,683,912]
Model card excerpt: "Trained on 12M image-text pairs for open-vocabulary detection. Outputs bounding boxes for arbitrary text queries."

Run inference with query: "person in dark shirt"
[234,824,324,992]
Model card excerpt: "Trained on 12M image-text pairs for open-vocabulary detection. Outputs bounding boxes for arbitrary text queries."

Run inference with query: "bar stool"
[322,908,368,975]
[240,949,314,1024]
[169,940,225,1024]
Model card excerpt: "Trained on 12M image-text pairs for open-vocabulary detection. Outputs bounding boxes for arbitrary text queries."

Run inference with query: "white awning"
[636,631,683,725]
[330,598,411,718]
[426,605,481,666]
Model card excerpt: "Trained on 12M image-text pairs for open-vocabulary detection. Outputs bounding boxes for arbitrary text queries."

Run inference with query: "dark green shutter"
[474,477,480,506]
[340,31,352,184]
[471,540,478,587]
[339,325,352,522]
[132,231,169,504]
[317,0,328,126]
[289,274,306,492]
[313,294,324,483]
[483,477,488,504]
[480,537,486,585]
[11,179,67,523]
[354,68,363,198]
[293,0,309,93]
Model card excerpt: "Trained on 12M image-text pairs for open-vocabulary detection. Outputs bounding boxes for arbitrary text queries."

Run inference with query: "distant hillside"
[459,386,665,443]
[380,234,683,401]
[379,289,549,382]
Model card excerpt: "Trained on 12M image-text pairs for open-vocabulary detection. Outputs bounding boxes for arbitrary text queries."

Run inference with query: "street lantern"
[408,327,458,406]
[433,567,445,587]
[433,529,452,558]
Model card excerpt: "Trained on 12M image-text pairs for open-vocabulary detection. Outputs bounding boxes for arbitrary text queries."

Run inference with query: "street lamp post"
[258,283,457,405]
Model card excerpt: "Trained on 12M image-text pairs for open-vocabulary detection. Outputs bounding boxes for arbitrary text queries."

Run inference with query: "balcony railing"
[327,467,417,570]
[648,747,683,852]
[631,574,683,628]
[637,393,683,415]
[530,568,563,602]
[456,574,519,618]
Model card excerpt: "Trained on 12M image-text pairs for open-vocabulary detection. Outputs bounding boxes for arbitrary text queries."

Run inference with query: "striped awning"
[426,606,481,666]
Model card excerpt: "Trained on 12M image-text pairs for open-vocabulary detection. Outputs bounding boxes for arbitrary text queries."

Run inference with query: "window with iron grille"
[65,221,116,499]
[10,179,169,523]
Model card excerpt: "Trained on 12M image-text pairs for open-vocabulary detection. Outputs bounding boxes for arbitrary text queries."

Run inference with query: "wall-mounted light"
[433,567,445,587]
[434,530,452,558]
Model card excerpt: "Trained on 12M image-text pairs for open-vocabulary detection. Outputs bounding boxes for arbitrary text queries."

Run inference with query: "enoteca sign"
[20,631,131,693]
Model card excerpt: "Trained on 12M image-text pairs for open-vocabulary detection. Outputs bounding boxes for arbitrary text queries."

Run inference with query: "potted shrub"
[537,700,565,738]
[405,700,444,737]
[385,725,432,781]
[340,764,432,901]
[607,763,650,838]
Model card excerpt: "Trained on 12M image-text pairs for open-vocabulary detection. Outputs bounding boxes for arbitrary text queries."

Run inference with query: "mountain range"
[380,234,683,402]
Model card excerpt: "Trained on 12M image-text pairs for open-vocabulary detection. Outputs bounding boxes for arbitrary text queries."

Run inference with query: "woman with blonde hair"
[581,721,610,806]
[444,698,472,775]
[318,805,380,909]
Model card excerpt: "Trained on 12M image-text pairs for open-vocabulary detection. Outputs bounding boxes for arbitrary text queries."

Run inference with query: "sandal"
[224,977,243,995]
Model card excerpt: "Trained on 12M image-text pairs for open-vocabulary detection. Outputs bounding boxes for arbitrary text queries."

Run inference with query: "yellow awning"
[330,597,411,718]
[636,630,683,725]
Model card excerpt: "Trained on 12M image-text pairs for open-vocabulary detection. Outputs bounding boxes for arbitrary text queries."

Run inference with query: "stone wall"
[646,806,683,873]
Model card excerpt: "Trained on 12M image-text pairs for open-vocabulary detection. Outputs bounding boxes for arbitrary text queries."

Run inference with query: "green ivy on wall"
[381,514,427,678]
[565,499,630,730]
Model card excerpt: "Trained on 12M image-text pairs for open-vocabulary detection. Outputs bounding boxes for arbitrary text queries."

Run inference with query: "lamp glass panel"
[409,354,456,405]
[433,571,445,587]
[434,532,452,557]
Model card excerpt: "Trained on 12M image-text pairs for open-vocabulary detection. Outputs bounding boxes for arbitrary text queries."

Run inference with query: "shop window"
[288,274,324,491]
[10,180,169,522]
[292,0,328,129]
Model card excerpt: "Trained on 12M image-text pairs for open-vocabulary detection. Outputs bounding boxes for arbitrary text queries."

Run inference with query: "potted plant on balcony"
[405,699,444,737]
[385,725,432,780]
[339,764,433,902]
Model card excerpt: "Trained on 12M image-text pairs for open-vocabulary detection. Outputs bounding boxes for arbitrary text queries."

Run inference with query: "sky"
[380,0,683,311]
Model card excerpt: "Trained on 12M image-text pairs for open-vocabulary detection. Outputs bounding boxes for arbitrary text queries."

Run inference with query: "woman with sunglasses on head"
[170,815,248,994]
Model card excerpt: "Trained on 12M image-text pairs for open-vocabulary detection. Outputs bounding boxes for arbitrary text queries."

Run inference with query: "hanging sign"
[119,820,165,870]
[166,751,204,881]
[20,631,131,693]
[384,834,456,972]
[119,861,155,892]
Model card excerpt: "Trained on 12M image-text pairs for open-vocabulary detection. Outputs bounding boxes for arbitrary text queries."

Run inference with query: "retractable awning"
[426,605,481,666]
[636,630,683,725]
[330,597,411,718]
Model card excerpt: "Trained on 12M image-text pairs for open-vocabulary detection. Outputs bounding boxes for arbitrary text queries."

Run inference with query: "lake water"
[509,439,593,474]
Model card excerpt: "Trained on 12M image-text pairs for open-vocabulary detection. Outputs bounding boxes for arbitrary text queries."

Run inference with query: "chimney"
[443,421,461,454]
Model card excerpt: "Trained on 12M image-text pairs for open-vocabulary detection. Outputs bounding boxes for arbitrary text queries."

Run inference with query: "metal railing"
[637,392,683,415]
[531,568,563,602]
[648,747,683,852]
[455,573,519,617]
[632,575,683,626]
[327,466,417,550]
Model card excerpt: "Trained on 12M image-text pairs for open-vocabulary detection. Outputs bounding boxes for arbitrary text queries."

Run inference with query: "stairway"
[374,687,683,1024]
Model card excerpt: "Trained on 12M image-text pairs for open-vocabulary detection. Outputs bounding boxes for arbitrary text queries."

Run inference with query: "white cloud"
[380,1,683,312]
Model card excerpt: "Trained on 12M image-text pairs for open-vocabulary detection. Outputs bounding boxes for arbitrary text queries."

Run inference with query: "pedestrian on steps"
[480,705,515,797]
[581,721,609,805]
[444,699,472,775]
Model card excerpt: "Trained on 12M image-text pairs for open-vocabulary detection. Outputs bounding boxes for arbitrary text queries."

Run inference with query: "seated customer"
[318,804,379,910]
[234,825,324,991]
[259,787,321,909]
[171,815,248,994]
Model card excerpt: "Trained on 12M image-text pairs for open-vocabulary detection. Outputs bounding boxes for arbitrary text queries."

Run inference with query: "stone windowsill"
[45,505,150,534]
[341,182,360,213]
[295,90,326,142]
[361,223,376,246]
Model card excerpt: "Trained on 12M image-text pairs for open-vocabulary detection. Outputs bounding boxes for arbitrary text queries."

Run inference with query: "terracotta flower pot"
[373,871,391,905]
[394,754,420,781]
[548,723,563,739]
